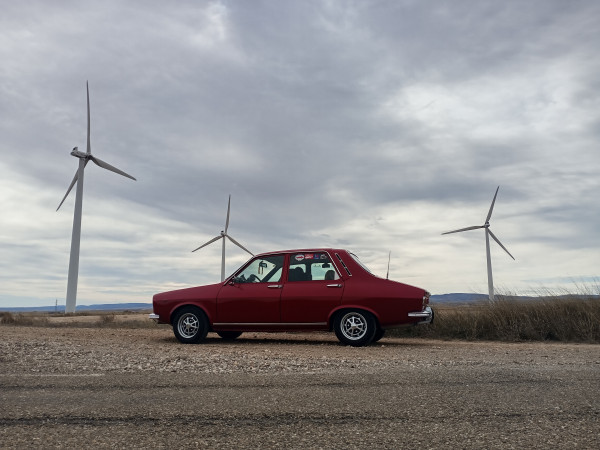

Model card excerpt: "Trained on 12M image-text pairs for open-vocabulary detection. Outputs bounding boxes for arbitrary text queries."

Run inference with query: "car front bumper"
[408,306,434,325]
[149,313,160,322]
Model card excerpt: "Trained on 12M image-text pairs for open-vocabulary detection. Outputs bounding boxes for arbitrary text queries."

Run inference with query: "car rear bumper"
[408,306,433,325]
[149,313,160,322]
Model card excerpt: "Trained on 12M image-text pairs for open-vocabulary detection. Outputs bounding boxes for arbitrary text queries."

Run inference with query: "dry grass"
[3,295,600,342]
[0,311,49,327]
[392,294,600,343]
[0,310,160,329]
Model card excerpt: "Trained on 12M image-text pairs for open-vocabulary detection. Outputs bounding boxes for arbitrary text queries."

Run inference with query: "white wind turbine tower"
[442,186,515,301]
[57,82,136,313]
[192,195,254,282]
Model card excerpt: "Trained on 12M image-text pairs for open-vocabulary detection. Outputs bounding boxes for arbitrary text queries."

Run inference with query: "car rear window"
[288,252,340,281]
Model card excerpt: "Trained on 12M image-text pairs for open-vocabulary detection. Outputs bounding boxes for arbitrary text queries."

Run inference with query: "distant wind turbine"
[57,82,136,313]
[192,195,254,282]
[386,250,391,280]
[442,186,514,301]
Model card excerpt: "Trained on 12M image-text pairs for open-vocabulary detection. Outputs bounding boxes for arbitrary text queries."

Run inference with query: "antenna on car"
[386,251,391,279]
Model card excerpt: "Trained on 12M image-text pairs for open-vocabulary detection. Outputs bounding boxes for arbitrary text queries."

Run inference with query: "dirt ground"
[0,315,599,449]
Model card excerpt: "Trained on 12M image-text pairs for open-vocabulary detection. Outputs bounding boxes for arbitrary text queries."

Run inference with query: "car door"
[280,252,344,324]
[216,254,284,324]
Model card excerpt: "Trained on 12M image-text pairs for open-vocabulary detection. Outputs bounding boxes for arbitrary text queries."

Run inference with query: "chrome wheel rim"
[340,312,367,340]
[177,313,199,339]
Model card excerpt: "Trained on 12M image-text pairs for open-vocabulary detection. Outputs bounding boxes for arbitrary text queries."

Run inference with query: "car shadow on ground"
[155,332,430,348]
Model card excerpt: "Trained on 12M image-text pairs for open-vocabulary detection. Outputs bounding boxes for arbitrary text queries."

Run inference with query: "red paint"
[152,249,432,342]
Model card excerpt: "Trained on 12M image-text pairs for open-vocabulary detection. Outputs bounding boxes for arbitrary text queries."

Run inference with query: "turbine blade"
[191,235,222,252]
[225,195,231,233]
[488,228,515,260]
[226,235,254,256]
[86,81,91,155]
[56,171,79,211]
[485,186,500,223]
[90,156,136,181]
[441,225,484,235]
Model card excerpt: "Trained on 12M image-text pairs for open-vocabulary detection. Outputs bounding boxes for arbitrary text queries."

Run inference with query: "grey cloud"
[1,0,599,306]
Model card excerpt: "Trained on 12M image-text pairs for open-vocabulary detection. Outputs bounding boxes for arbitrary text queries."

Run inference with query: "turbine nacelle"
[71,147,88,159]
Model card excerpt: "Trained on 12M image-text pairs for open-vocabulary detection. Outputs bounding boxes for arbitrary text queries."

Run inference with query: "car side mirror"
[229,276,244,285]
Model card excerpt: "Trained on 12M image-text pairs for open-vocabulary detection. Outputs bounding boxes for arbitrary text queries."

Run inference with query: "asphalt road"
[0,325,598,448]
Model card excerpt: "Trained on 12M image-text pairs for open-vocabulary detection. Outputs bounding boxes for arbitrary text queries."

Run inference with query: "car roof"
[254,248,348,257]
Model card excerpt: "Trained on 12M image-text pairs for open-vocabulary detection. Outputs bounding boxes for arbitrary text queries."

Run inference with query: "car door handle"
[267,285,283,289]
[327,284,343,288]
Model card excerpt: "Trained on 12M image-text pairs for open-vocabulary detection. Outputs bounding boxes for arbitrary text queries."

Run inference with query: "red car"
[150,249,433,347]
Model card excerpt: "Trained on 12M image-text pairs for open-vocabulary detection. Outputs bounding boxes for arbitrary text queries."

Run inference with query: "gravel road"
[1,322,599,449]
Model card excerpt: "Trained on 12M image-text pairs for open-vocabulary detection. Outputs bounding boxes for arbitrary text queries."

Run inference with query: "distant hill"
[0,303,152,313]
[0,295,501,312]
[429,293,599,303]
[3,293,594,313]
[430,293,489,303]
[3,295,487,312]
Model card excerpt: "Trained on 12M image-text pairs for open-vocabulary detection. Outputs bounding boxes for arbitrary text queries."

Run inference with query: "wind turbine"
[442,186,514,301]
[386,251,391,280]
[192,195,254,282]
[57,82,136,313]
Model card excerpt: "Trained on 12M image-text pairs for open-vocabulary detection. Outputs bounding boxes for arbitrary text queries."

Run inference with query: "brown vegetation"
[2,297,599,342]
[0,310,158,329]
[393,295,600,343]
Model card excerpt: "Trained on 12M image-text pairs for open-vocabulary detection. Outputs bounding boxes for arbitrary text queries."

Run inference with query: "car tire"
[372,328,386,342]
[334,310,377,347]
[172,307,208,344]
[216,331,243,340]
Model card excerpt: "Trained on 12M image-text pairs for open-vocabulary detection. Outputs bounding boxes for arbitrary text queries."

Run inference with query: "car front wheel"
[334,310,377,347]
[172,307,208,344]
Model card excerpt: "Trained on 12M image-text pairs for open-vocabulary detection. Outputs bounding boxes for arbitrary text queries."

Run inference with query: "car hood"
[153,282,223,302]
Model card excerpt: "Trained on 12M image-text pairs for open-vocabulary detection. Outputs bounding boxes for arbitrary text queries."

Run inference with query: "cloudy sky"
[1,0,599,308]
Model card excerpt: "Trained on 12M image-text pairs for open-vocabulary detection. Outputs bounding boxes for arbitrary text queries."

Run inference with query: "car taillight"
[423,291,430,308]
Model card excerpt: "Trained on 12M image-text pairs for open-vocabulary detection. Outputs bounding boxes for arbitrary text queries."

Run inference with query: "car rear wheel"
[216,331,243,340]
[172,307,208,344]
[334,310,377,347]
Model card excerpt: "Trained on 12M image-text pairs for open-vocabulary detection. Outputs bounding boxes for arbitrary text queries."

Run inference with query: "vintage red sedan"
[150,248,433,346]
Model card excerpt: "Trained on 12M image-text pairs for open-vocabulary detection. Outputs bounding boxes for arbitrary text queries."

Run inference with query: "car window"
[288,252,340,282]
[235,255,284,283]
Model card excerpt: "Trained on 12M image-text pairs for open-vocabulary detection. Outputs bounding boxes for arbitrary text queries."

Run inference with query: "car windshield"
[234,255,284,283]
[349,252,372,274]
